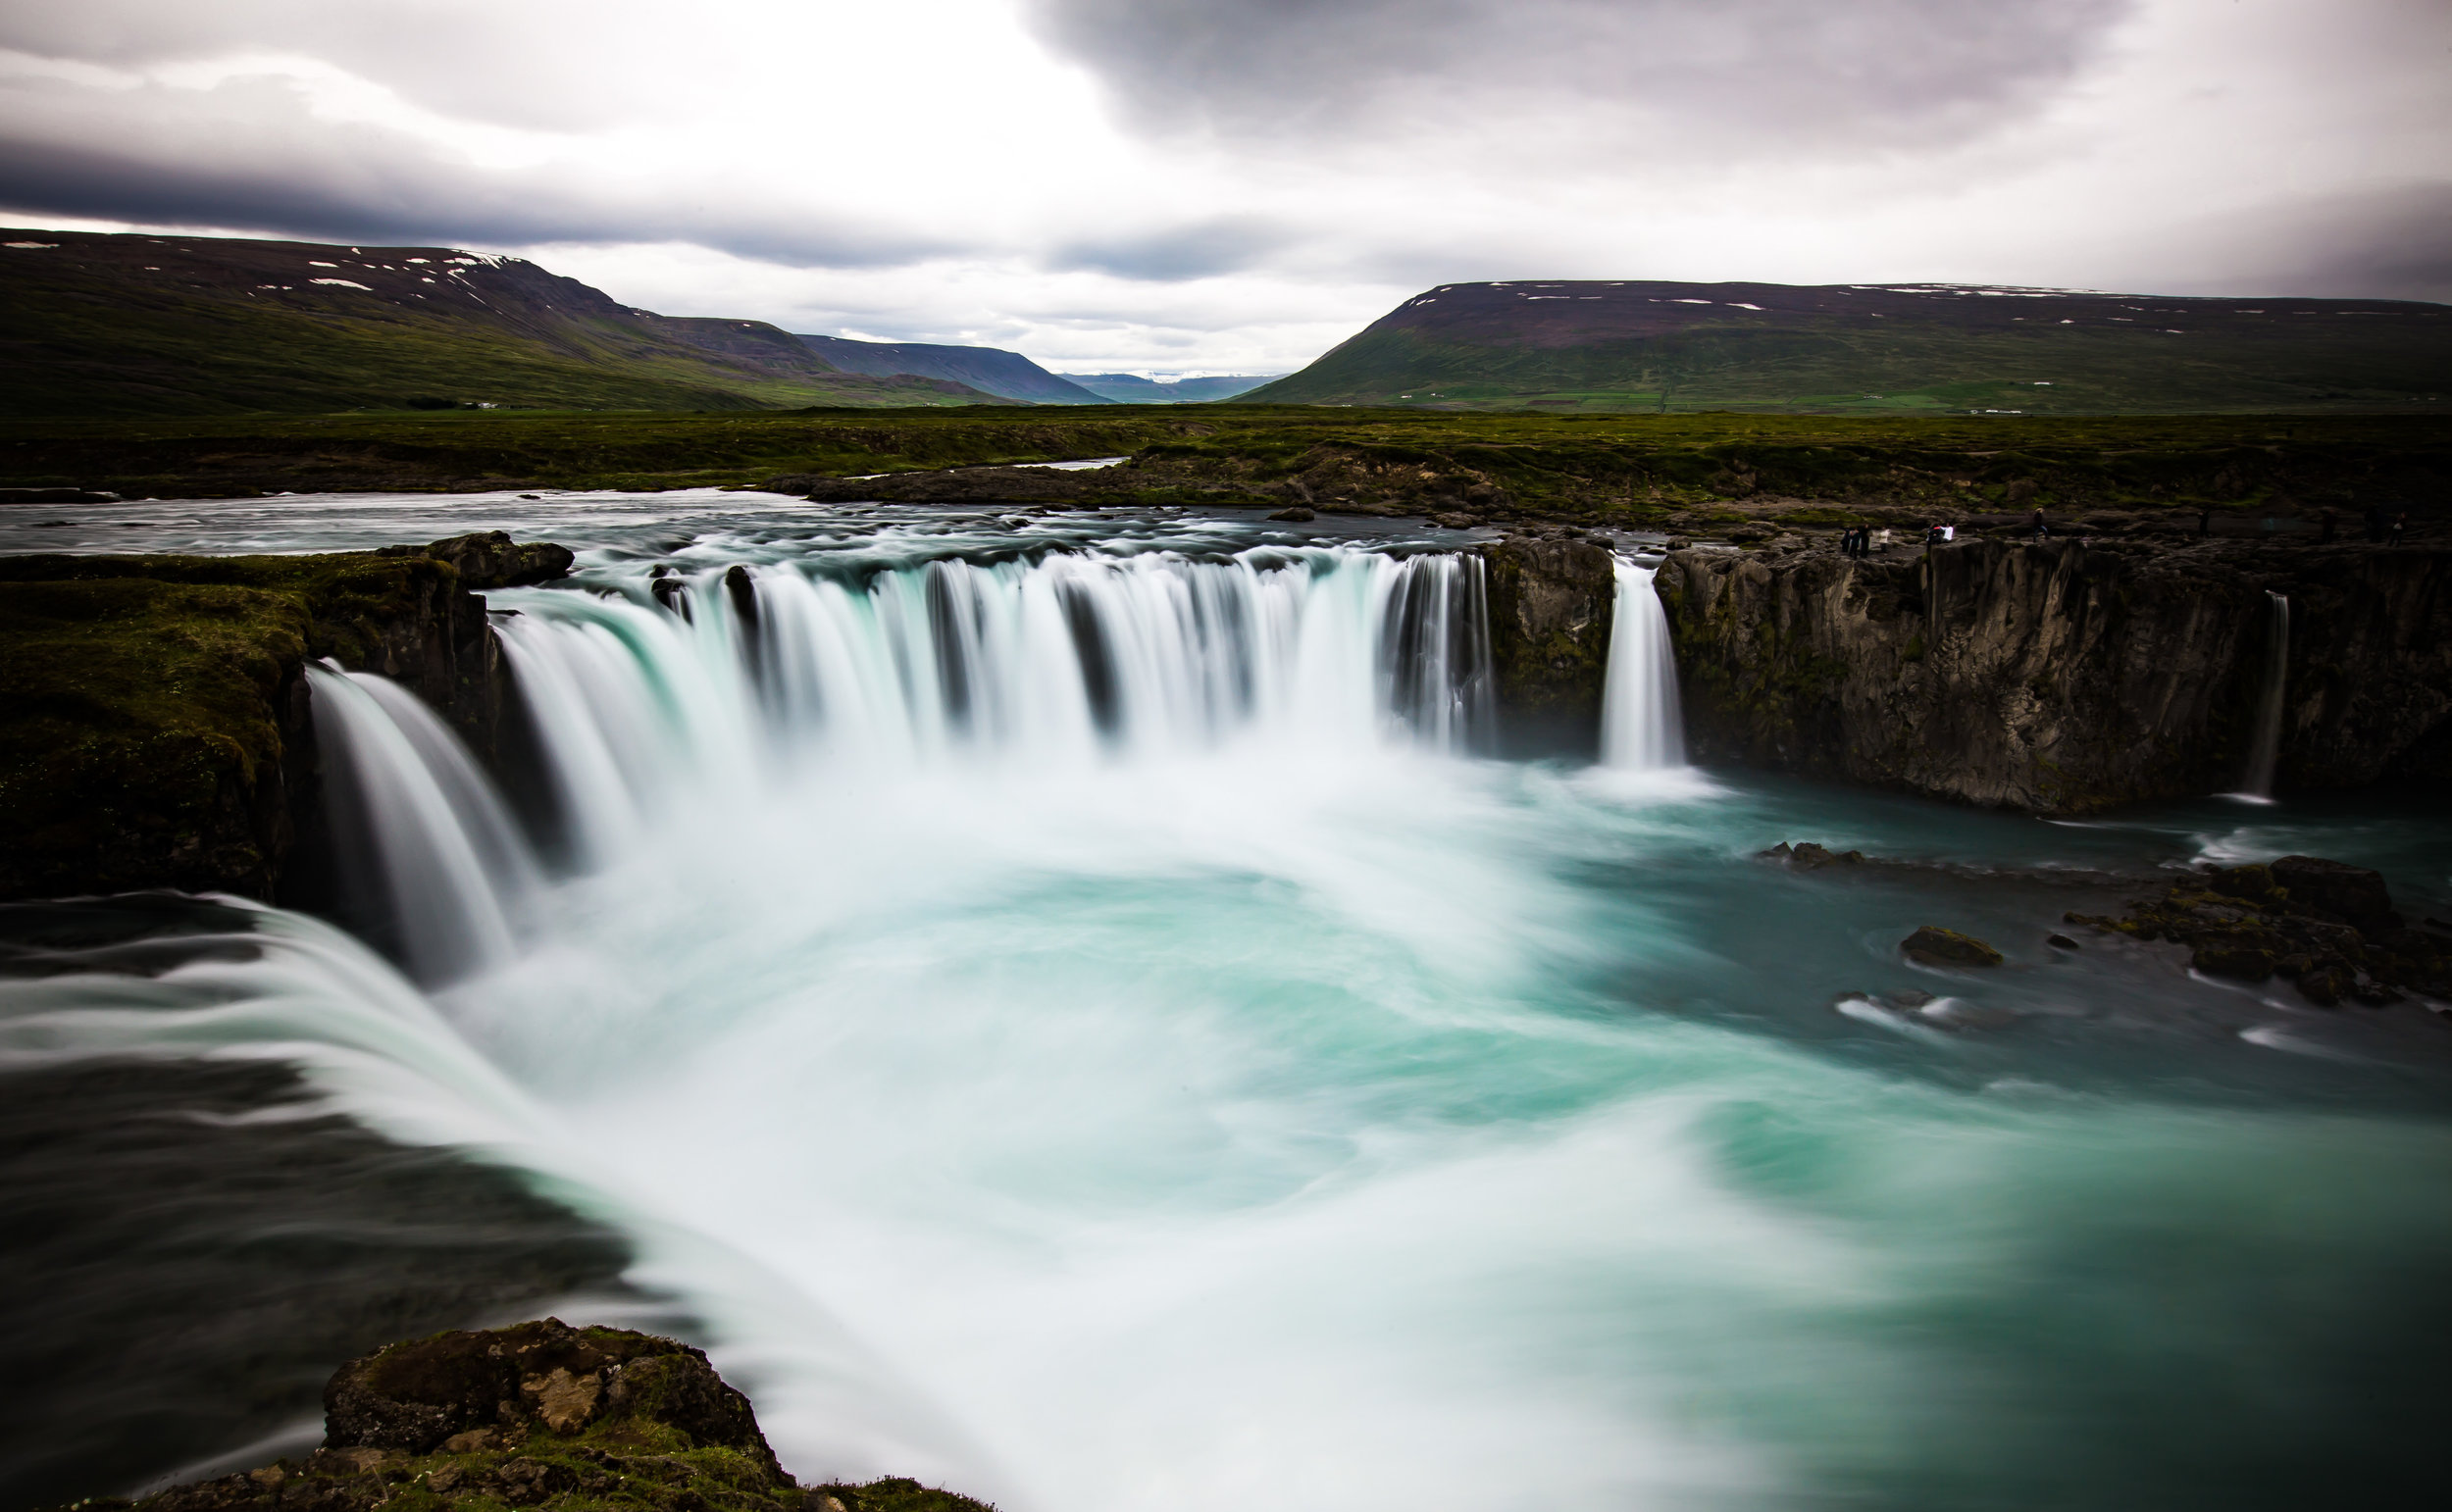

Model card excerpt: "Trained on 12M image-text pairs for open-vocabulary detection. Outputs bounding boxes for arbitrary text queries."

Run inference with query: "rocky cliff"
[1654,538,2450,811]
[1480,535,1617,756]
[0,533,569,902]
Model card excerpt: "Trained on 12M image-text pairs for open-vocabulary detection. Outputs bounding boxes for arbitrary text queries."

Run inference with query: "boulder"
[1901,926,2004,967]
[1267,505,1316,522]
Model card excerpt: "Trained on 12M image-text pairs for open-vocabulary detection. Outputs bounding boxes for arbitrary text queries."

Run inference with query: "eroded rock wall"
[1655,539,2450,812]
[1481,535,1617,756]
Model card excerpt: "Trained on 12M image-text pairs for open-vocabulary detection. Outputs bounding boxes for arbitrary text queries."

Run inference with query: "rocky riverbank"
[0,532,568,903]
[54,1319,991,1512]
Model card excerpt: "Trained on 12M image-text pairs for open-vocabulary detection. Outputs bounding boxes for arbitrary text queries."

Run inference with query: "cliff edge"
[0,533,569,902]
[1656,537,2450,812]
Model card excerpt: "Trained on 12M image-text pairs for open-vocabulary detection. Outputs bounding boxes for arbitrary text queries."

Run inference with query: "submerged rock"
[1763,841,1867,870]
[1901,926,2005,967]
[64,1320,994,1512]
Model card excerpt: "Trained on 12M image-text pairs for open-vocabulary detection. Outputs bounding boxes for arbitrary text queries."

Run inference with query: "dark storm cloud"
[2202,182,2452,305]
[0,74,945,268]
[1028,0,2132,148]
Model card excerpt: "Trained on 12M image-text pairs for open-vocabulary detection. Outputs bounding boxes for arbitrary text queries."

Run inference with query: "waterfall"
[305,664,537,983]
[2236,590,2290,800]
[1600,559,1685,770]
[307,543,1497,964]
[485,547,1494,868]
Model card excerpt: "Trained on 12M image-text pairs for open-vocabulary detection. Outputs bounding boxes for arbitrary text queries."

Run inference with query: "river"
[4,492,2448,1510]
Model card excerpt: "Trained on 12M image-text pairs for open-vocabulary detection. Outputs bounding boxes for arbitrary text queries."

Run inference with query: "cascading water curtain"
[495,548,1496,838]
[2237,590,2290,799]
[309,546,1501,969]
[305,663,538,983]
[1600,559,1686,770]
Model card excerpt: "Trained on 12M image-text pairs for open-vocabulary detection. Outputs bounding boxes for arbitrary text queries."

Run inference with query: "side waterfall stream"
[3,496,2447,1512]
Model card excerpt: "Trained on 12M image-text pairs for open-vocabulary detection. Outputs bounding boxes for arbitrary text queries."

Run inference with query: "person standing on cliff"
[2198,506,2212,537]
[2389,512,2408,546]
[2029,509,2048,540]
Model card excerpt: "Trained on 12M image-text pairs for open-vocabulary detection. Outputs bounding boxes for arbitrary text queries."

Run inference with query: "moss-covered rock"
[1900,926,2005,967]
[55,1321,996,1512]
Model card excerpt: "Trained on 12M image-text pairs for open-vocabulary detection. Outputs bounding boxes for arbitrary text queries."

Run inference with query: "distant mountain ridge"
[792,333,1111,404]
[0,229,1022,416]
[1060,373,1283,403]
[1246,280,2452,414]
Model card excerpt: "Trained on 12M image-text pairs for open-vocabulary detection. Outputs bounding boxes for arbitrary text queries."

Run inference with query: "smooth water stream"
[3,494,2448,1510]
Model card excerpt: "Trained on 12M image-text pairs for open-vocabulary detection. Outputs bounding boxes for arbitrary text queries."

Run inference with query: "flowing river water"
[4,492,2450,1510]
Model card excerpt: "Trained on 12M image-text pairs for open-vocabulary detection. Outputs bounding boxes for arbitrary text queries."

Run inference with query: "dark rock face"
[2068,857,2450,1007]
[0,536,568,905]
[1901,926,2004,967]
[1654,539,2451,812]
[70,1321,995,1512]
[1481,535,1616,756]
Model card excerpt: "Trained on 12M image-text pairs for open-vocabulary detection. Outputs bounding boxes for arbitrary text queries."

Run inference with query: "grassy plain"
[2,408,2444,529]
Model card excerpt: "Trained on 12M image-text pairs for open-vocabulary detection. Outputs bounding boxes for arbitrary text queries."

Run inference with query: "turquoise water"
[3,494,2447,1509]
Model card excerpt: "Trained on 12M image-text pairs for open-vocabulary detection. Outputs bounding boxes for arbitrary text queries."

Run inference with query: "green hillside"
[1245,280,2452,415]
[0,229,1023,417]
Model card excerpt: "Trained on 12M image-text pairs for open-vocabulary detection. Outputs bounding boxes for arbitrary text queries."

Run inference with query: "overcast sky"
[2,0,2444,374]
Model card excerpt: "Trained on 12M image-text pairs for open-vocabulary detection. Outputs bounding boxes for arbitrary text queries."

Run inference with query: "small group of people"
[2362,504,2411,546]
[1839,524,1886,556]
[1923,522,1957,546]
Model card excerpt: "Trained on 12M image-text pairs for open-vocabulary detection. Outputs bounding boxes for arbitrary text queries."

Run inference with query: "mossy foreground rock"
[79,1320,991,1512]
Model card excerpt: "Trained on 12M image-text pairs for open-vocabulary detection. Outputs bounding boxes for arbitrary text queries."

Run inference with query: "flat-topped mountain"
[0,229,1024,416]
[1244,279,2452,414]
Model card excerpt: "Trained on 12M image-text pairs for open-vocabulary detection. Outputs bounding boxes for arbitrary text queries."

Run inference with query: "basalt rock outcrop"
[68,1320,993,1512]
[1480,534,1617,756]
[1654,538,2451,812]
[0,533,567,903]
[2069,856,2452,1007]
